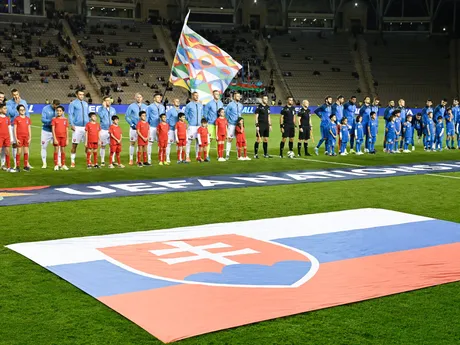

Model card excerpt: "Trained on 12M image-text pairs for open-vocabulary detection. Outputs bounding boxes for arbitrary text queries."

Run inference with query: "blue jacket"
[397,106,407,123]
[166,106,180,131]
[359,104,372,125]
[355,122,364,140]
[433,105,445,121]
[383,106,394,122]
[68,99,89,127]
[368,118,378,137]
[185,101,204,127]
[147,102,166,128]
[41,104,57,132]
[331,103,344,122]
[403,122,413,139]
[370,104,379,117]
[125,102,148,128]
[225,100,243,125]
[97,106,117,131]
[343,101,356,123]
[6,99,29,124]
[314,103,332,124]
[204,99,224,125]
[421,106,433,125]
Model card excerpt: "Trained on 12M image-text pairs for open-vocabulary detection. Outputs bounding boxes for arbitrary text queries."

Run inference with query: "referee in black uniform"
[279,96,296,158]
[254,95,272,158]
[297,99,313,156]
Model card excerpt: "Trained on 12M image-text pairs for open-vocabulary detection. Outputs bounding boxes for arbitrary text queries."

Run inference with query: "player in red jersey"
[0,103,13,172]
[13,104,31,172]
[108,115,124,169]
[85,112,101,169]
[197,118,210,162]
[157,113,170,166]
[175,112,187,163]
[136,110,150,167]
[215,108,228,162]
[236,117,251,161]
[51,105,69,171]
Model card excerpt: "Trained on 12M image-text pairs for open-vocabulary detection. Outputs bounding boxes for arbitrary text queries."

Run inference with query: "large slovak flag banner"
[7,209,460,343]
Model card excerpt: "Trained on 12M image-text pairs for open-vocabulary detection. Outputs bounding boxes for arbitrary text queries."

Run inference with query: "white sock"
[41,145,47,165]
[100,148,105,163]
[186,139,191,158]
[1,147,5,166]
[166,143,171,162]
[226,142,232,157]
[13,148,17,167]
[195,141,199,158]
[147,142,153,163]
[129,145,134,160]
[71,153,76,163]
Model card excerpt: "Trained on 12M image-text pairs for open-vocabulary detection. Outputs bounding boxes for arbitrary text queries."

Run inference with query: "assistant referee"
[254,95,272,158]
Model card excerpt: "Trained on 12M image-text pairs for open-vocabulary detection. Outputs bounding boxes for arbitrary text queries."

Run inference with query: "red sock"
[177,148,181,161]
[87,151,91,165]
[237,147,241,158]
[219,143,224,158]
[16,154,20,167]
[116,153,121,164]
[5,154,10,168]
[61,152,66,166]
[137,151,141,163]
[109,151,113,165]
[54,152,58,166]
[24,153,29,167]
[244,147,247,157]
[204,150,207,160]
[93,152,98,165]
[143,151,147,163]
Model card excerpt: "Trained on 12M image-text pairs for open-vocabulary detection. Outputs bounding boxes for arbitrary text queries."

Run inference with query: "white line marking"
[426,173,460,180]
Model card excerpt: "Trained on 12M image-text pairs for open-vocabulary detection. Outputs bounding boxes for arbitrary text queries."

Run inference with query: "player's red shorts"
[87,142,98,149]
[110,144,122,153]
[177,138,186,146]
[158,140,168,149]
[53,137,67,147]
[138,138,148,147]
[217,134,226,141]
[237,140,247,147]
[16,136,30,147]
[0,136,10,147]
[199,142,209,148]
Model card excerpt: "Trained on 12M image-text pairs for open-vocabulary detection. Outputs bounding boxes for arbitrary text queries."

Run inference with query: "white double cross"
[150,241,259,266]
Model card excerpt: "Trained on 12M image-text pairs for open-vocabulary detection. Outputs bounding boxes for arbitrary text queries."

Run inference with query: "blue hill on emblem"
[184,260,311,286]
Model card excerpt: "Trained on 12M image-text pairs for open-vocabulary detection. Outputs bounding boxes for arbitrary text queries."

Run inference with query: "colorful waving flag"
[169,11,242,104]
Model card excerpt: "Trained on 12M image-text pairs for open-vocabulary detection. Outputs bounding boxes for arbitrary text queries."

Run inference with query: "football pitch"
[1,114,460,345]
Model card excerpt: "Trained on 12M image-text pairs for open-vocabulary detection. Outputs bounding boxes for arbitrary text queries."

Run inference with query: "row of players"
[309,95,460,156]
[1,89,460,171]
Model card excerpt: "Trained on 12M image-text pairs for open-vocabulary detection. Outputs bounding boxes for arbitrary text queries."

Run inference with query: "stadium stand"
[0,18,81,103]
[364,33,451,106]
[72,17,184,103]
[269,31,360,105]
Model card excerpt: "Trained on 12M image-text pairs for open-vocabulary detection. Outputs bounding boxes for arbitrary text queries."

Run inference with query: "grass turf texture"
[2,175,460,345]
[1,114,460,187]
[2,114,460,344]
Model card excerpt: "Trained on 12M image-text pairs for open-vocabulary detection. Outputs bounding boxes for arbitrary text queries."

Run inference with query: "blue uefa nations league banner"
[26,104,424,116]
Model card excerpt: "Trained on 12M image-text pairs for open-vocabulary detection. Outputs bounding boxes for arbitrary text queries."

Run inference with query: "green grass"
[1,114,459,188]
[2,114,460,344]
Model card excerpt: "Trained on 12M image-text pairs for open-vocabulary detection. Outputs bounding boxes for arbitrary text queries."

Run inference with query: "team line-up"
[1,89,460,172]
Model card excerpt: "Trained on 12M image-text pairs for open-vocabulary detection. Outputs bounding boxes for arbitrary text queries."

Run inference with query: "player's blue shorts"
[446,129,455,136]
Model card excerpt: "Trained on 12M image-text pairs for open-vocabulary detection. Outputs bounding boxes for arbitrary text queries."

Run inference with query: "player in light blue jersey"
[327,114,337,156]
[225,92,243,159]
[125,93,148,165]
[426,112,435,150]
[40,99,60,168]
[421,99,433,149]
[97,96,117,166]
[166,98,181,163]
[393,109,402,152]
[6,89,30,168]
[147,93,166,164]
[339,117,349,155]
[354,115,364,155]
[359,96,371,152]
[331,95,344,123]
[435,115,444,151]
[185,91,204,161]
[68,89,89,167]
[383,100,395,150]
[444,108,455,149]
[204,90,224,160]
[385,115,396,153]
[397,99,407,150]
